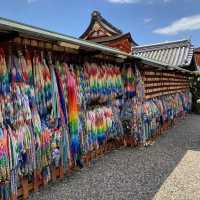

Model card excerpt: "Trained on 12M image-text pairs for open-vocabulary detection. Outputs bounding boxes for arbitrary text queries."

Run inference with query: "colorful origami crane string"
[33,53,53,120]
[86,107,113,149]
[123,66,136,98]
[54,62,72,169]
[85,62,123,101]
[66,66,80,161]
[0,128,10,181]
[0,48,9,95]
[0,128,10,200]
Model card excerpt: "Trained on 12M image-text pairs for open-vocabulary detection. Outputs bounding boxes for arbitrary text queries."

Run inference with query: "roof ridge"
[92,11,122,34]
[134,39,190,50]
[90,32,137,45]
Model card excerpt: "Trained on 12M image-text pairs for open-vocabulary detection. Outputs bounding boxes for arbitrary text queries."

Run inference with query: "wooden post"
[127,136,131,147]
[33,170,39,193]
[21,177,29,199]
[120,137,124,146]
[59,165,64,179]
[91,149,96,160]
[37,171,43,188]
[87,152,91,167]
[10,193,17,200]
[102,142,106,154]
[42,170,49,187]
[67,160,73,176]
[104,143,108,153]
[158,126,161,136]
[107,142,111,151]
[51,167,57,182]
[100,145,103,156]
[96,146,102,156]
[82,155,87,167]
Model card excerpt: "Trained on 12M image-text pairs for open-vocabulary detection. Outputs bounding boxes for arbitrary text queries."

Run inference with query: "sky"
[1,0,200,47]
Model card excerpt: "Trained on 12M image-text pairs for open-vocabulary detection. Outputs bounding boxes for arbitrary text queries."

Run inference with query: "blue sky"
[1,0,200,47]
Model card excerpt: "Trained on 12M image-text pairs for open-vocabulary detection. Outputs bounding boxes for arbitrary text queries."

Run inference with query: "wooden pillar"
[51,167,57,182]
[33,170,39,193]
[10,192,17,200]
[59,165,64,179]
[21,177,29,199]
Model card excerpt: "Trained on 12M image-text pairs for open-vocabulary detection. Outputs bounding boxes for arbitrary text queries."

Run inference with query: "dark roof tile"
[133,39,193,67]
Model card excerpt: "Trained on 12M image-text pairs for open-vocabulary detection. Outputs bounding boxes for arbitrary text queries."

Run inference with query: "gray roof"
[133,39,194,68]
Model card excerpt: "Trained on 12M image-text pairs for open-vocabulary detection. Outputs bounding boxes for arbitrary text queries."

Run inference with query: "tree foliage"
[190,75,200,113]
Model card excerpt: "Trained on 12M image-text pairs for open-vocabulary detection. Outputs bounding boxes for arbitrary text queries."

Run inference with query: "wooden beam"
[0,31,19,42]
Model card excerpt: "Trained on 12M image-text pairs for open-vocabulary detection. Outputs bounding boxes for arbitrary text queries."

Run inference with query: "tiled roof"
[194,47,200,53]
[194,48,200,71]
[133,39,194,67]
[80,11,122,39]
[89,32,137,45]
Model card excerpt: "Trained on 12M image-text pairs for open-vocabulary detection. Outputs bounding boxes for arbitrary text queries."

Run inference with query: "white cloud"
[107,0,141,3]
[144,18,152,23]
[153,15,200,35]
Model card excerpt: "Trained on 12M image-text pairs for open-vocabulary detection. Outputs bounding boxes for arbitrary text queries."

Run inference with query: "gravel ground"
[29,114,200,200]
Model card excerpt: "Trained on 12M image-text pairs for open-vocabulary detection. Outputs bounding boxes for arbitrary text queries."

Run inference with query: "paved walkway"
[29,114,200,200]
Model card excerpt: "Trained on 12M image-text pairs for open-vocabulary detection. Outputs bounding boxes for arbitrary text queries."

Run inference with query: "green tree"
[190,75,200,113]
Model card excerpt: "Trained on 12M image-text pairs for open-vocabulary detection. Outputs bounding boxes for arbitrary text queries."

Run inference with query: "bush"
[190,76,200,114]
[194,102,200,114]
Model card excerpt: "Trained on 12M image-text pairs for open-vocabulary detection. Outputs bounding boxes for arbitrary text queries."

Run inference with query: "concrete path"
[29,114,200,200]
